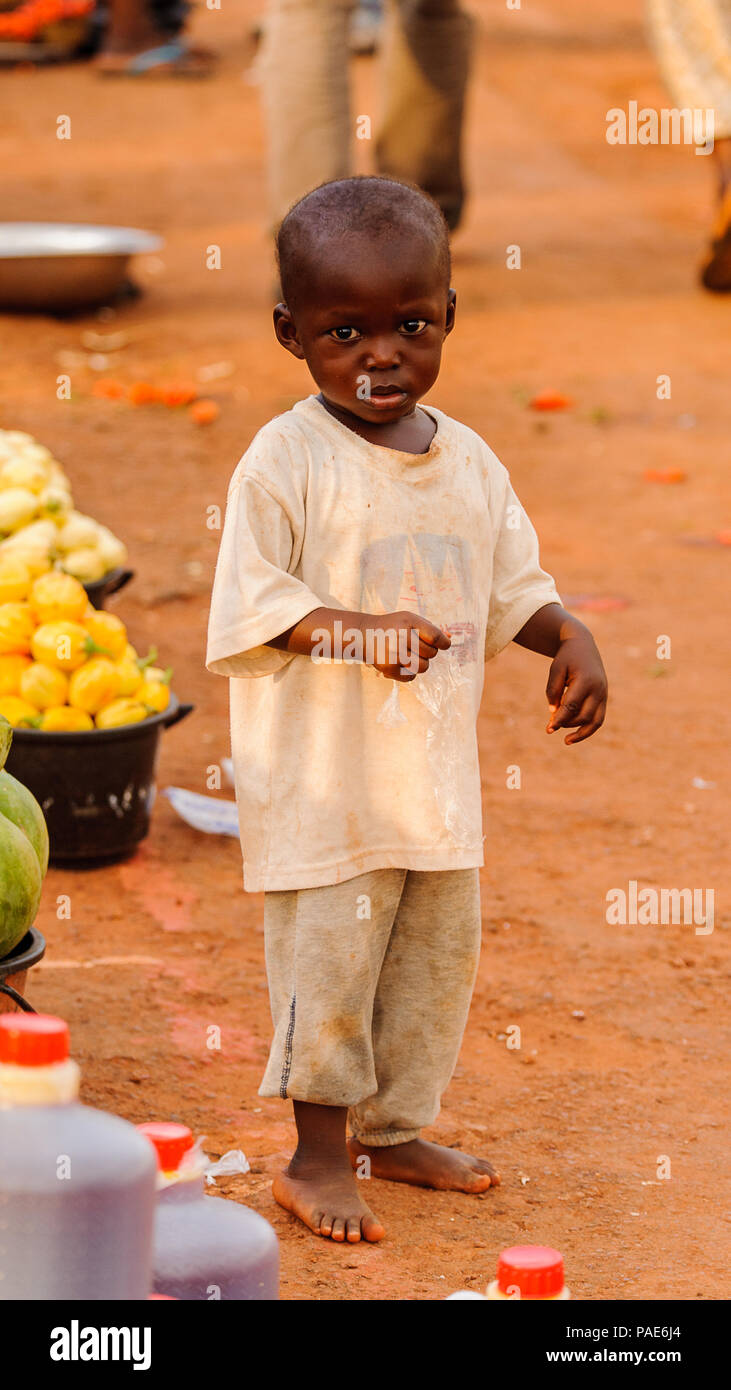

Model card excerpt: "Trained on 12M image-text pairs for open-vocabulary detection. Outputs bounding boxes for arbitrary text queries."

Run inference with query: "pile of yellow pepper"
[0,569,172,731]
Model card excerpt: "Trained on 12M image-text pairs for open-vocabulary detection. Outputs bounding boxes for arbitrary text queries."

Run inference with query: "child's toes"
[362,1212,386,1242]
[462,1167,493,1192]
[346,1217,362,1242]
[330,1217,346,1241]
[475,1158,500,1183]
[319,1212,334,1237]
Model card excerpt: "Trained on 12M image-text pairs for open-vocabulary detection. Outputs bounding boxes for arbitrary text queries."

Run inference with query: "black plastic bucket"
[83,566,135,610]
[4,696,193,865]
[0,928,46,1014]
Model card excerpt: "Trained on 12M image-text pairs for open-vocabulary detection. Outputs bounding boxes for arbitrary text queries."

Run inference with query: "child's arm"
[268,608,451,682]
[513,602,608,745]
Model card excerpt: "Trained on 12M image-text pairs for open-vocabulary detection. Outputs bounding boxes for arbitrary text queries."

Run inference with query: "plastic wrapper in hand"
[414,657,473,847]
[375,652,474,847]
[376,680,408,727]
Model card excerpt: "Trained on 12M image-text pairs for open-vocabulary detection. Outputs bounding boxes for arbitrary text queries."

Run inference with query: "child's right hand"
[365,611,451,683]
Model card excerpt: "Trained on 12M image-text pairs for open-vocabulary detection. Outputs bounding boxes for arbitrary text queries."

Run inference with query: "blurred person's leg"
[647,0,731,289]
[261,0,355,227]
[375,0,476,230]
[96,0,215,73]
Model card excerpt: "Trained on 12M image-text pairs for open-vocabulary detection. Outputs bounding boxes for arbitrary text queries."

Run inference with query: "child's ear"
[273,304,306,359]
[445,289,457,336]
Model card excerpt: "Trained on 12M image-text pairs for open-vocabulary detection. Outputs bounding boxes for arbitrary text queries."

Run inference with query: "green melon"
[0,810,43,959]
[0,717,10,772]
[0,770,49,877]
[0,719,49,958]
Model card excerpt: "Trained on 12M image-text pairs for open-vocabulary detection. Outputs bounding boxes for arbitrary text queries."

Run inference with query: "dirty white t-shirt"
[206,395,560,892]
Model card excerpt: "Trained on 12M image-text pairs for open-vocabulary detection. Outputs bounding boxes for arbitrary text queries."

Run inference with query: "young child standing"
[207,177,608,1245]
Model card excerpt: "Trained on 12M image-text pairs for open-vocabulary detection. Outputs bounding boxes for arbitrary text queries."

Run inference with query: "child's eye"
[400,319,428,335]
[329,326,360,342]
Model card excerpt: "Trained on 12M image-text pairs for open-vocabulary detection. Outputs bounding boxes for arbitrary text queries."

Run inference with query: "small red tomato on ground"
[128,381,162,405]
[92,378,126,400]
[189,399,220,425]
[161,383,198,407]
[643,468,686,483]
[529,391,574,411]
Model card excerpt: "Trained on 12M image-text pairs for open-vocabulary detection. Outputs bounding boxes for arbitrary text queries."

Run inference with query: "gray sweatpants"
[259,866,481,1146]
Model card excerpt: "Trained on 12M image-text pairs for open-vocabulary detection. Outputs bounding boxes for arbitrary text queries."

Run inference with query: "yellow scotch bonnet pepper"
[95,698,149,729]
[31,621,99,672]
[19,662,69,710]
[30,571,88,625]
[68,657,122,715]
[40,706,94,732]
[0,603,35,656]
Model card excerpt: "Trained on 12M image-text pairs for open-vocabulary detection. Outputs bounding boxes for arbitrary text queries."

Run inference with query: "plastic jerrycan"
[138,1122,279,1300]
[0,1014,157,1300]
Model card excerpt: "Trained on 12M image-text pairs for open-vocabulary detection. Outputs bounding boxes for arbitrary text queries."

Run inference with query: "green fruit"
[0,770,49,876]
[0,717,10,772]
[0,811,42,958]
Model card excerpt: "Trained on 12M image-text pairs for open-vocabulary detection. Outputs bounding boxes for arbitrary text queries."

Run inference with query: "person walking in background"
[647,0,731,290]
[258,0,475,233]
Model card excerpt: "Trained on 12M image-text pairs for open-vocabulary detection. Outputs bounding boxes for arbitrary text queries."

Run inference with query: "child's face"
[274,232,455,424]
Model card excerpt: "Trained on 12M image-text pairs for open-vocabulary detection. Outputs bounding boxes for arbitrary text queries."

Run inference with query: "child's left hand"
[545,632,608,744]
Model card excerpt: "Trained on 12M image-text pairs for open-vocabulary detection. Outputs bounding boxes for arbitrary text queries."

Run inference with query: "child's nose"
[364,337,401,368]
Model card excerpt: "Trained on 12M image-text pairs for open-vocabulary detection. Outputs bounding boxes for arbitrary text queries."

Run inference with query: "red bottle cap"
[0,1014,70,1067]
[497,1245,565,1298]
[137,1121,194,1171]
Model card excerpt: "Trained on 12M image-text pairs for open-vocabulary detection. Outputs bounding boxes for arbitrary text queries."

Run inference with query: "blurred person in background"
[648,0,731,290]
[258,0,475,234]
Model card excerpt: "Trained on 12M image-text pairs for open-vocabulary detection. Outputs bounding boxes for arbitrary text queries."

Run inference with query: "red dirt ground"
[1,0,728,1300]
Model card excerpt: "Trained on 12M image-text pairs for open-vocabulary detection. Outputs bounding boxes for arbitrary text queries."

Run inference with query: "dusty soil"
[1,0,728,1300]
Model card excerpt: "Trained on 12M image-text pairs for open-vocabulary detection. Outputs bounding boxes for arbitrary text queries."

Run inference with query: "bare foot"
[272,1161,386,1243]
[348,1136,500,1193]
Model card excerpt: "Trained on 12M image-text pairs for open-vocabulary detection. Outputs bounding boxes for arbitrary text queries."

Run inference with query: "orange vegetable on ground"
[189,399,220,425]
[644,468,686,484]
[92,379,126,401]
[529,391,574,411]
[127,382,162,406]
[161,383,198,407]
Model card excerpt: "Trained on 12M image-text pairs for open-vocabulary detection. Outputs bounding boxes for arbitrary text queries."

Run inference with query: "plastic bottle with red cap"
[137,1120,279,1301]
[447,1245,570,1300]
[0,1013,157,1300]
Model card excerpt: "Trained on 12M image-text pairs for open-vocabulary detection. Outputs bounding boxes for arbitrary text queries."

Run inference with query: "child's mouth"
[366,386,408,410]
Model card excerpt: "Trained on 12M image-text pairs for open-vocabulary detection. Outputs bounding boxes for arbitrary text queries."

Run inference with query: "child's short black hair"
[276,176,451,309]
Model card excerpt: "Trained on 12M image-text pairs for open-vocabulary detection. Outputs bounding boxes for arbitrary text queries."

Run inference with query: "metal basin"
[0,223,163,312]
